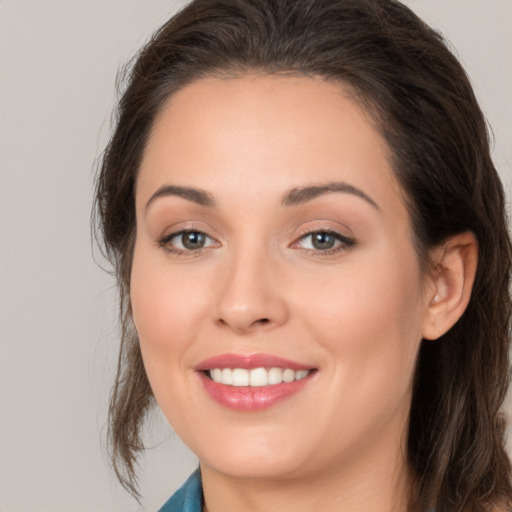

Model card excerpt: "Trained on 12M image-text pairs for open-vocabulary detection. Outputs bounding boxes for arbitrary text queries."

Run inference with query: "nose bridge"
[214,239,288,332]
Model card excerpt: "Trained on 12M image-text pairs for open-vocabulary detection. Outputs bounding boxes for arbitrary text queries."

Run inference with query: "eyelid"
[157,220,217,243]
[161,229,216,245]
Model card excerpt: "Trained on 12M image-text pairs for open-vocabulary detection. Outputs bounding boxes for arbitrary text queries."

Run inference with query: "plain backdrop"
[0,1,511,511]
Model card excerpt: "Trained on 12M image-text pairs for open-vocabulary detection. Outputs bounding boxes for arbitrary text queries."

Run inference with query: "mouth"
[196,353,317,411]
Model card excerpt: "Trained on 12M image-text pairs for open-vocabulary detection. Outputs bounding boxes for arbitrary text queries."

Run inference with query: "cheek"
[292,253,425,454]
[129,243,218,430]
[297,246,425,388]
[129,244,210,374]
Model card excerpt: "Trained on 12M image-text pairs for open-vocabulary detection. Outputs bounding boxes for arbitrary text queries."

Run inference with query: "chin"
[186,427,322,482]
[201,453,310,481]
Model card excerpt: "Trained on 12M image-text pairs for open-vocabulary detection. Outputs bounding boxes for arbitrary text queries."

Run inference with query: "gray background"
[1,1,511,511]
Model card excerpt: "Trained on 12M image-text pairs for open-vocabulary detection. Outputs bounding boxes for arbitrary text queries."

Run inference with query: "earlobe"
[422,232,478,340]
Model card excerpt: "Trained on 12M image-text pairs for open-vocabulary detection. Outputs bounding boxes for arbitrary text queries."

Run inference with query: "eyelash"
[157,229,356,256]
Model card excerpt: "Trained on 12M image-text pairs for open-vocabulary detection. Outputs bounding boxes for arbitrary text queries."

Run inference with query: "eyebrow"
[282,182,380,210]
[145,185,215,210]
[145,180,379,211]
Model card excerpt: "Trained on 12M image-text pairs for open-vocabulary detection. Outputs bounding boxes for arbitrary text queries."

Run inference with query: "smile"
[208,367,311,387]
[196,353,316,411]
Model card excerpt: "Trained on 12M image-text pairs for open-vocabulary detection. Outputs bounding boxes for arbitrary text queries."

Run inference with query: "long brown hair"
[94,1,512,509]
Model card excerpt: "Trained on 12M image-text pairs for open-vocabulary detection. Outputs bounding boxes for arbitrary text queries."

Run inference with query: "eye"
[294,230,355,252]
[159,230,218,253]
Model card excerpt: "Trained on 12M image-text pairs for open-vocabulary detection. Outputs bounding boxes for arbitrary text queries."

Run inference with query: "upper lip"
[195,353,315,371]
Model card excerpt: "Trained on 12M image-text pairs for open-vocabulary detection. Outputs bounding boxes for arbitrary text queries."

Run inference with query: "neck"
[200,429,413,512]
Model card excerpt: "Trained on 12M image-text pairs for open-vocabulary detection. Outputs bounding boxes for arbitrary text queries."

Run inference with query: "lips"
[196,353,313,371]
[196,353,316,411]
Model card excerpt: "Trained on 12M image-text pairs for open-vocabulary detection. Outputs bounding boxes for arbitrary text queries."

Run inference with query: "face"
[131,74,431,482]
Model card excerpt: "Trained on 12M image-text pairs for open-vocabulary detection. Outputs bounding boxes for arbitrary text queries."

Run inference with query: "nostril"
[215,316,275,333]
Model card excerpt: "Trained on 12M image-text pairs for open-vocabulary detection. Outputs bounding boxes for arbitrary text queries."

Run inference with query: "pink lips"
[196,353,312,372]
[196,353,315,412]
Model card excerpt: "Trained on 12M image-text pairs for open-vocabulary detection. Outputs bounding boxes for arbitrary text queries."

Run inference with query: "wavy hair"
[93,0,512,509]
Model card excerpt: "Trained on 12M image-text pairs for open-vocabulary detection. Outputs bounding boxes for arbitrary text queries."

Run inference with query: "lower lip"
[199,372,313,411]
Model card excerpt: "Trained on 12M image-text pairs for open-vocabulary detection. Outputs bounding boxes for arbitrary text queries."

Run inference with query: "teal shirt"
[158,470,203,512]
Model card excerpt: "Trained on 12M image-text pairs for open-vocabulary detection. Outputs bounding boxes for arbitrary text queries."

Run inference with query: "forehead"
[137,73,403,217]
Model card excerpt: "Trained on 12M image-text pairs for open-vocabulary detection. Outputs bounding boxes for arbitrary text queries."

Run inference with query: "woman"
[94,0,512,510]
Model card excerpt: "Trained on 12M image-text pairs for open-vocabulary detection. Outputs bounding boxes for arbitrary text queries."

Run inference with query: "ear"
[422,231,478,340]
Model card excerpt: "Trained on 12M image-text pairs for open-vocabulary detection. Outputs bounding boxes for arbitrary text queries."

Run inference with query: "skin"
[130,74,477,512]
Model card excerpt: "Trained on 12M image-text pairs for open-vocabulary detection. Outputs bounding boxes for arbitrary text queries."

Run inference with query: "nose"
[213,248,289,334]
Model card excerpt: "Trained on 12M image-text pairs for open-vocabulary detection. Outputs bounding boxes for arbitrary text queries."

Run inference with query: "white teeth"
[295,370,309,381]
[221,368,232,385]
[283,368,295,383]
[212,368,222,383]
[249,367,268,387]
[268,367,283,385]
[209,367,311,387]
[232,368,249,386]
